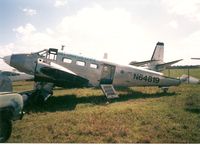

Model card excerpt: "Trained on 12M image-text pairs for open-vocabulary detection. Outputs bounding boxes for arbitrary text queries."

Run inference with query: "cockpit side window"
[37,50,47,58]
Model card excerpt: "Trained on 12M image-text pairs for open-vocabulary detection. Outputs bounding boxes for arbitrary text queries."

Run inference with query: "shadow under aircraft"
[24,88,177,113]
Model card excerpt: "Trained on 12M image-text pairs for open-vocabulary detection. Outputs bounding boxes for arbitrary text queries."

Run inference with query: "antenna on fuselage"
[61,45,65,51]
[103,53,108,59]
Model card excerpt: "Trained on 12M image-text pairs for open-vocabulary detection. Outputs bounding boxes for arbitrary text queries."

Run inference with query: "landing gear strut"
[24,82,54,106]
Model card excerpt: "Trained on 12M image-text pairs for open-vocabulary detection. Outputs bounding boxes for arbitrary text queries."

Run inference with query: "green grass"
[8,81,200,143]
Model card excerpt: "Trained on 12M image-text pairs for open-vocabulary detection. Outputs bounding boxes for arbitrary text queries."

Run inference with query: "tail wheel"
[161,87,169,93]
[0,119,12,143]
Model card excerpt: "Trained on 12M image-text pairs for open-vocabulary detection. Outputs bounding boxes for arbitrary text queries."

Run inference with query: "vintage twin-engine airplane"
[3,48,181,103]
[129,42,182,72]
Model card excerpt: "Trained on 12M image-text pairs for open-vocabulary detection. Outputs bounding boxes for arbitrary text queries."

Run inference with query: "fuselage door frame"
[100,64,116,84]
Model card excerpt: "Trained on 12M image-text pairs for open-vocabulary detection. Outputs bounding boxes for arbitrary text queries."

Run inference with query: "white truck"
[0,76,24,143]
[0,92,24,142]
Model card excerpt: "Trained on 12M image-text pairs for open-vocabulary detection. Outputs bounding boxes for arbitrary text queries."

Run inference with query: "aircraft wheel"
[0,119,12,143]
[36,95,45,106]
[28,91,45,106]
[32,94,45,106]
[161,87,169,93]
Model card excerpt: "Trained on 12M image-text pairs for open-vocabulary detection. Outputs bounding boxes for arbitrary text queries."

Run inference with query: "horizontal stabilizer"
[129,60,158,66]
[191,58,200,60]
[156,59,183,70]
[129,41,164,67]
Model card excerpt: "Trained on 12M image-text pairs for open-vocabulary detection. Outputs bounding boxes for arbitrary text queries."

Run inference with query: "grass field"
[8,69,200,143]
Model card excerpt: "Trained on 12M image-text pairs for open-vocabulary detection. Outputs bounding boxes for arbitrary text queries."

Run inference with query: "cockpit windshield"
[36,49,48,58]
[34,48,58,61]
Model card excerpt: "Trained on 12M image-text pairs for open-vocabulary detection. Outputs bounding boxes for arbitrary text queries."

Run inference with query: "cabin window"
[76,60,86,66]
[90,63,98,69]
[63,58,72,63]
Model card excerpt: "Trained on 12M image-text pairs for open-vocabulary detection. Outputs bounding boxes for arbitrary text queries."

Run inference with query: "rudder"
[151,42,164,62]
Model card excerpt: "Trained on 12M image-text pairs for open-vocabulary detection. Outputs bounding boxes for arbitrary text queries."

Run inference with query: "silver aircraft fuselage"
[3,49,181,88]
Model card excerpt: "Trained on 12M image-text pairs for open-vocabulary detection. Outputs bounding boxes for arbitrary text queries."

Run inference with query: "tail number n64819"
[133,73,160,83]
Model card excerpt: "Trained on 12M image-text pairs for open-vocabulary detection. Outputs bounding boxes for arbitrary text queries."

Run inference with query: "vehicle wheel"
[35,94,45,106]
[0,119,12,143]
[28,91,44,106]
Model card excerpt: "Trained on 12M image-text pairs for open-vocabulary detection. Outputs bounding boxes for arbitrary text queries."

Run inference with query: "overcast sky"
[1,0,200,70]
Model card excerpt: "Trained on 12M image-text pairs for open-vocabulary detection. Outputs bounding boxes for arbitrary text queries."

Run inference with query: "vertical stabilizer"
[151,42,164,62]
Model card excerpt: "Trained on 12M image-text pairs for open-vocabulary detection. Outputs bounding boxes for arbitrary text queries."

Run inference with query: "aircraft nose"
[3,54,36,75]
[5,54,26,72]
[3,55,11,65]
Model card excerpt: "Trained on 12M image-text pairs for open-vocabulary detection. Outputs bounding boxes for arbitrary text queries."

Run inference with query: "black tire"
[0,119,12,143]
[163,88,169,93]
[27,91,44,106]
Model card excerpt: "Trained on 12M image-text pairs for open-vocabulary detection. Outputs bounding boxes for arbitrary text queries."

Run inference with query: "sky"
[1,0,200,70]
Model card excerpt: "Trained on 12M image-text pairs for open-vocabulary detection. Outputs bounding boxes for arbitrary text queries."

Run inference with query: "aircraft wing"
[156,59,183,70]
[34,59,89,88]
[191,58,200,60]
[129,60,157,66]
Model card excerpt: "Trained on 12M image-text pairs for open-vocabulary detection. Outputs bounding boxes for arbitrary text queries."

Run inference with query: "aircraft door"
[100,64,116,84]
